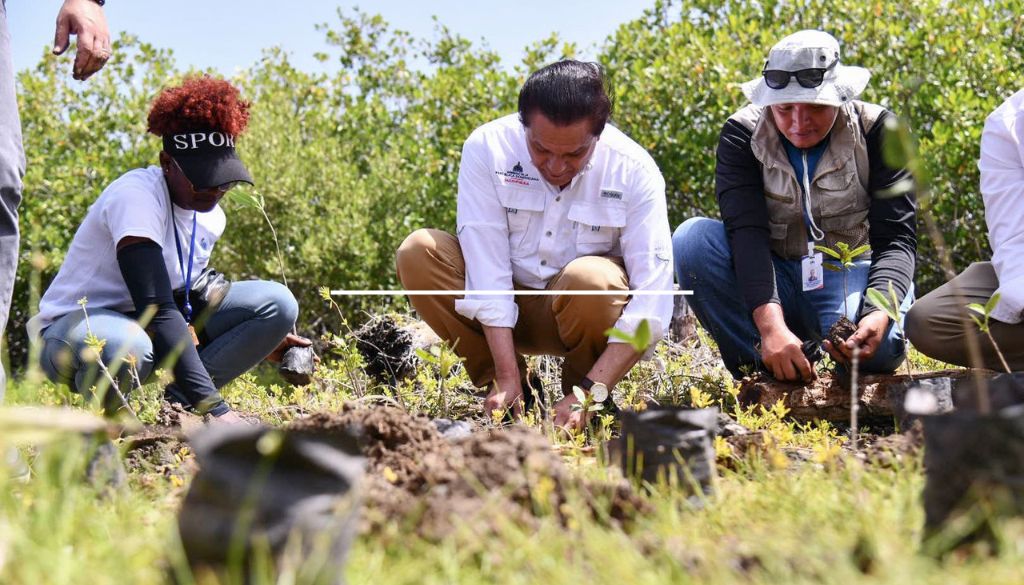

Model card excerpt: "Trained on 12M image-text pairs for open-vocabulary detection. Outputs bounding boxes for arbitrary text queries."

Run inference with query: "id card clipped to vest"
[802,241,824,292]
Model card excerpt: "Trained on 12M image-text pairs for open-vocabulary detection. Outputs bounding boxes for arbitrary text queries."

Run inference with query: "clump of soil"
[352,316,415,383]
[287,405,647,539]
[825,316,858,351]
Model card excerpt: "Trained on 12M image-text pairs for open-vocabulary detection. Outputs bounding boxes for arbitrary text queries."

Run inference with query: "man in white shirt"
[397,60,673,429]
[906,88,1024,370]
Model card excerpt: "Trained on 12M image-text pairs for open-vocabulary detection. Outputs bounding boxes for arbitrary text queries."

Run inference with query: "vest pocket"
[768,220,788,243]
[817,171,863,216]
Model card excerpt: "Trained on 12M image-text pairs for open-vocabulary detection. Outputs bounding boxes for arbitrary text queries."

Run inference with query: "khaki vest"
[730,101,886,260]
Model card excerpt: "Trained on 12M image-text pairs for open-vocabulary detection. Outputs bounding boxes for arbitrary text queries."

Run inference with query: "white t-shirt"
[453,114,674,343]
[29,166,226,337]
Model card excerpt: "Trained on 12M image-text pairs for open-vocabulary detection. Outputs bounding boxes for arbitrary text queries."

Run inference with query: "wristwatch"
[579,376,609,403]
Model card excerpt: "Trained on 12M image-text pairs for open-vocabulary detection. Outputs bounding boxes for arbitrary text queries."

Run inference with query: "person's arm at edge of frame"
[718,118,814,382]
[979,98,1024,324]
[53,0,111,81]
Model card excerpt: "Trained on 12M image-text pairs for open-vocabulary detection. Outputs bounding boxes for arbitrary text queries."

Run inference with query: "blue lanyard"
[173,211,198,323]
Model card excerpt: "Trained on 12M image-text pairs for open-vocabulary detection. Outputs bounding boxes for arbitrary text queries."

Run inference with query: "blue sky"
[7,1,657,75]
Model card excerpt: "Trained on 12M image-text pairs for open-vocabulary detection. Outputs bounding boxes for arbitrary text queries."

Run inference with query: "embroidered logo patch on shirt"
[600,188,624,200]
[495,161,541,187]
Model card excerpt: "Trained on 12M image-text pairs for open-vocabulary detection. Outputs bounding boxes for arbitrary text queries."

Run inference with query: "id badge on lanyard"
[799,150,825,292]
[802,241,824,291]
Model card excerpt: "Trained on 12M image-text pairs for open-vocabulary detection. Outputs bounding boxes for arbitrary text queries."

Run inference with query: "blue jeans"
[39,280,297,405]
[673,218,912,379]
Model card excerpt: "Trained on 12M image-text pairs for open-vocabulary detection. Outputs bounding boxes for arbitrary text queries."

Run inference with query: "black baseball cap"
[162,128,254,189]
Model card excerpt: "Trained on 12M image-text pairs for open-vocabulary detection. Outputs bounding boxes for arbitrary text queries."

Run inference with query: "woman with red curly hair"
[28,77,309,423]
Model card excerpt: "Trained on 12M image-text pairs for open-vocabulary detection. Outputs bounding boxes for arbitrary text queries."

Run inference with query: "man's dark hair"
[518,60,612,136]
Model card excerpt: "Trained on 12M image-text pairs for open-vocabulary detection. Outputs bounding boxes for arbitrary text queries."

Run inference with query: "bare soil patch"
[288,405,647,539]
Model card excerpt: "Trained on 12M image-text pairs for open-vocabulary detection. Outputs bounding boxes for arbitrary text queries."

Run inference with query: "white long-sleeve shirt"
[980,88,1024,324]
[453,114,674,344]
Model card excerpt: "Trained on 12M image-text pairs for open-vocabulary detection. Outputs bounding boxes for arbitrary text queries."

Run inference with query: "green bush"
[7,1,1023,369]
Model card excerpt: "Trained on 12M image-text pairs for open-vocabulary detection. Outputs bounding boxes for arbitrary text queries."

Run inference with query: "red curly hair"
[147,76,251,137]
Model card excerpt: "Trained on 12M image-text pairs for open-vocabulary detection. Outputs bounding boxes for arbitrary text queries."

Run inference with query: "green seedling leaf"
[866,287,895,315]
[634,319,652,352]
[605,328,634,344]
[815,245,842,260]
[849,244,871,258]
[226,189,263,210]
[887,281,901,317]
[415,348,438,365]
[967,303,988,317]
[572,386,587,402]
[588,404,604,412]
[823,263,843,273]
[970,314,985,329]
[985,292,1002,315]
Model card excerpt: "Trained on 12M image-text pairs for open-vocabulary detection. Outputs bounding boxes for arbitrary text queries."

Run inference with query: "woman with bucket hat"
[28,76,310,422]
[672,30,917,382]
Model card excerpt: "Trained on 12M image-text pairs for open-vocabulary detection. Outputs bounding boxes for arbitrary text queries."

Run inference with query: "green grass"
[0,333,1019,584]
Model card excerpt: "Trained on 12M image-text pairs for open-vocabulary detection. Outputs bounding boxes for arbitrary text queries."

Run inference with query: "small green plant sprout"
[229,190,289,289]
[816,242,871,317]
[570,385,604,434]
[605,319,653,354]
[414,344,464,418]
[967,292,1012,374]
[865,280,913,379]
[77,297,137,418]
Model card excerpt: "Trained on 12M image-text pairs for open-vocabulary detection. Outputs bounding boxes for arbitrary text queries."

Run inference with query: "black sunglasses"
[762,58,838,90]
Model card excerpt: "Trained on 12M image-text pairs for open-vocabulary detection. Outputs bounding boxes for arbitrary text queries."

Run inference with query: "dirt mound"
[124,402,200,481]
[288,405,647,539]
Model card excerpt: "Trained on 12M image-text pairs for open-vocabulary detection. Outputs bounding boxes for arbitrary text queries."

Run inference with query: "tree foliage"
[8,1,1023,367]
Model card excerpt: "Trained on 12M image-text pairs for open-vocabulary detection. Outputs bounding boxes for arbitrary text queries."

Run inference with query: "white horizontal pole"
[330,289,693,296]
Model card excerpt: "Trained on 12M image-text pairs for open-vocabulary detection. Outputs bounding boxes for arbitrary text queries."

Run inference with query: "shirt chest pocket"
[568,202,626,257]
[496,186,546,256]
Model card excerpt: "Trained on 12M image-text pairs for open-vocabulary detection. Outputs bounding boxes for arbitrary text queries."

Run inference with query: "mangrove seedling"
[865,280,913,379]
[967,292,1012,374]
[816,242,871,350]
[229,189,317,385]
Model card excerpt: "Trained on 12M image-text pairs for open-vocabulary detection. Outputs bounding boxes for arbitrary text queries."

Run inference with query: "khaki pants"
[906,262,1024,371]
[396,229,628,394]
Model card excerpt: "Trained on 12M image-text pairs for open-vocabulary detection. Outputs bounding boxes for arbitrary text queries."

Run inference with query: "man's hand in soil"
[54,0,111,81]
[824,311,890,365]
[754,303,814,382]
[484,376,525,419]
[265,333,314,363]
[553,392,587,432]
[481,325,525,419]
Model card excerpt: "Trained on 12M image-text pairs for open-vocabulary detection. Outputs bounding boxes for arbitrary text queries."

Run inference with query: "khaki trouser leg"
[396,229,526,387]
[542,256,629,395]
[397,230,629,392]
[906,262,1024,371]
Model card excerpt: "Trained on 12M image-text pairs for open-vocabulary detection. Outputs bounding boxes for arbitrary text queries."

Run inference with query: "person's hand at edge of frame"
[53,0,111,81]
